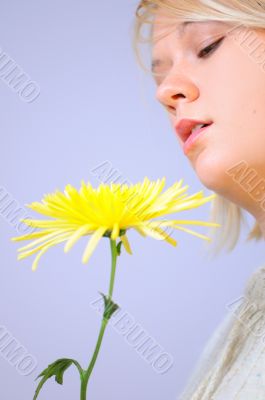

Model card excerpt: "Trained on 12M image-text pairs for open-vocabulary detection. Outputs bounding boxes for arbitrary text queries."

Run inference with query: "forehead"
[152,13,223,40]
[152,14,197,39]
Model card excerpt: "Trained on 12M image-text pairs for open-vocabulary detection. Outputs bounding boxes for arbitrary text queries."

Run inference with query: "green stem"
[80,239,118,400]
[108,239,118,298]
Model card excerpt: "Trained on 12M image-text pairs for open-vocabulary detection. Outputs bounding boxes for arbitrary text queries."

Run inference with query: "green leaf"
[116,241,122,256]
[98,292,119,320]
[33,358,83,400]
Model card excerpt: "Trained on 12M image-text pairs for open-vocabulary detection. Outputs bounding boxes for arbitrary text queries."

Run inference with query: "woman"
[133,1,265,399]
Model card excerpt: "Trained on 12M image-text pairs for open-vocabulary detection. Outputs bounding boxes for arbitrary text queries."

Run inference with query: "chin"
[191,151,233,195]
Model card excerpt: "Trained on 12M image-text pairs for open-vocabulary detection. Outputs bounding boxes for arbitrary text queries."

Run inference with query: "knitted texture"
[178,264,265,400]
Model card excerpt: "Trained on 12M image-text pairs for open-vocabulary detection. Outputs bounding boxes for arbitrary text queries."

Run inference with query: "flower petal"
[147,220,221,228]
[171,225,212,241]
[139,224,177,246]
[11,229,55,242]
[12,177,220,270]
[169,194,217,213]
[111,222,120,240]
[32,247,51,272]
[120,234,133,255]
[133,226,147,237]
[17,232,71,260]
[64,225,92,253]
[19,219,78,229]
[82,226,107,264]
[17,230,70,252]
[31,235,71,271]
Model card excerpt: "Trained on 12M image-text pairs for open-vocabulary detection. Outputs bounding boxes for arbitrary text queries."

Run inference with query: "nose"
[155,73,200,114]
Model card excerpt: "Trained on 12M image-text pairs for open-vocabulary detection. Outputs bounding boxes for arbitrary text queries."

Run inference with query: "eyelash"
[154,36,225,85]
[198,36,225,58]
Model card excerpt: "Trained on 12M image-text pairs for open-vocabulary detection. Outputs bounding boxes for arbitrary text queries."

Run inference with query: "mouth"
[175,119,213,144]
[174,118,214,154]
[183,122,213,154]
[184,123,212,142]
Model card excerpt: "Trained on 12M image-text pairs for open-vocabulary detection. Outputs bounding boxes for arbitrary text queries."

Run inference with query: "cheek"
[167,33,265,190]
[199,37,265,167]
[190,120,265,196]
[211,86,265,169]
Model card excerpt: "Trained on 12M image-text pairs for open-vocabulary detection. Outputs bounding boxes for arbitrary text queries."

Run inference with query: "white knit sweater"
[178,264,265,400]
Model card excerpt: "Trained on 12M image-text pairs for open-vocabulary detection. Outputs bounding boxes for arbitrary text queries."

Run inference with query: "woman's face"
[151,12,265,219]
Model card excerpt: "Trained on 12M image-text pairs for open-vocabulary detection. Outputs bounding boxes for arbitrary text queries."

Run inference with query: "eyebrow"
[151,21,205,73]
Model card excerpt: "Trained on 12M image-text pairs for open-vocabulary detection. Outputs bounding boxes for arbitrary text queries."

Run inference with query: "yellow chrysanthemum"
[11,177,220,271]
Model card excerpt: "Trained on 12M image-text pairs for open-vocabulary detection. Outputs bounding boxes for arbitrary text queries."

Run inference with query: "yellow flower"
[11,177,220,271]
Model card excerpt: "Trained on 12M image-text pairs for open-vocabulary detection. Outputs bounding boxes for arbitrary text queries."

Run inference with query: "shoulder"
[244,264,265,310]
[232,263,265,339]
[178,264,265,400]
[225,264,265,331]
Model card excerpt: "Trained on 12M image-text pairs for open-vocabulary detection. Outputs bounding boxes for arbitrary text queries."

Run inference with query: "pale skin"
[151,12,265,239]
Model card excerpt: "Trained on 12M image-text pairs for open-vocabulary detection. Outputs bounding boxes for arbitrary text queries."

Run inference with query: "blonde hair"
[132,0,264,255]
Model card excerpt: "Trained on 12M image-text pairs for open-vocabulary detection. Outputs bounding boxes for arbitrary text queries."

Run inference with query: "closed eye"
[198,36,225,58]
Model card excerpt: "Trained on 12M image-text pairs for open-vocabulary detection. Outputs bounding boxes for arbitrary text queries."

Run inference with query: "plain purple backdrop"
[0,1,264,399]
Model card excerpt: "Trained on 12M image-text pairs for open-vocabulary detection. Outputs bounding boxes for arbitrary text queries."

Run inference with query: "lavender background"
[0,1,264,399]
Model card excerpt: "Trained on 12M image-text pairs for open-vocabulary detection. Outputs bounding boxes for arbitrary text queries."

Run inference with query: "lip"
[174,119,213,155]
[183,123,213,155]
